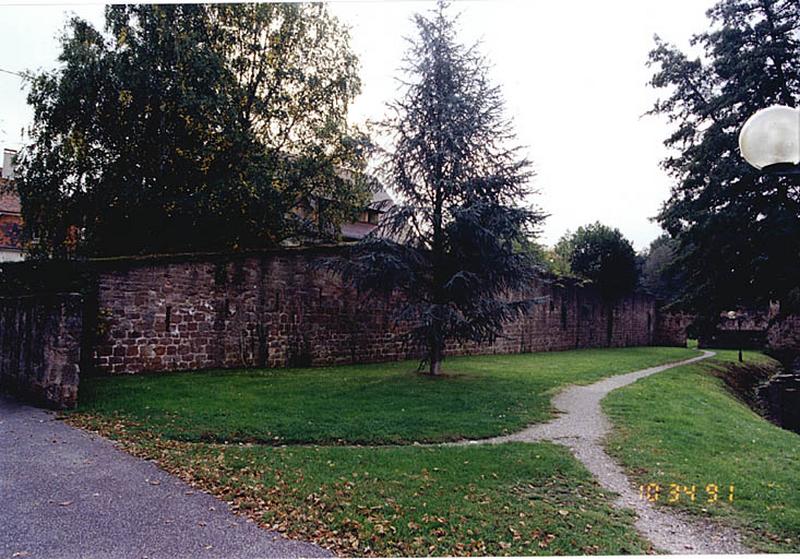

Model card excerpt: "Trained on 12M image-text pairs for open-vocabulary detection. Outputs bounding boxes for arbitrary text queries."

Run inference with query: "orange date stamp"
[639,483,734,503]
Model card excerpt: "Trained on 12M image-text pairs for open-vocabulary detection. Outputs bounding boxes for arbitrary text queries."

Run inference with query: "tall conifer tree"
[335,2,545,375]
[649,0,800,318]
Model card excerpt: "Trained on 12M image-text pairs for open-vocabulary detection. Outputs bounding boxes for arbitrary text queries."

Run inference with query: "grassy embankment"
[604,349,800,552]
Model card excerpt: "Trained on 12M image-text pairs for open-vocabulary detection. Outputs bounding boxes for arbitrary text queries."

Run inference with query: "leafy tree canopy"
[333,2,546,375]
[514,236,551,270]
[18,3,370,258]
[639,233,683,304]
[557,223,638,299]
[547,230,577,277]
[649,0,800,316]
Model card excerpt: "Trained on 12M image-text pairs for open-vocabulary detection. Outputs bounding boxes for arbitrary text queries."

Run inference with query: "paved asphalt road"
[0,395,331,559]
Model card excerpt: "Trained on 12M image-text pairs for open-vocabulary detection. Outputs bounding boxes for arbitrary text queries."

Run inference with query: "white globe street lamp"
[726,310,744,362]
[739,105,800,173]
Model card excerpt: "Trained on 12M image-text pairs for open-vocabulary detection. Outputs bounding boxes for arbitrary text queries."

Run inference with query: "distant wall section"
[653,312,694,347]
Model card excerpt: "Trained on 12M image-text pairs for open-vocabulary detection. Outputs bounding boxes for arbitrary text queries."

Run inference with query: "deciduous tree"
[17,3,369,257]
[639,233,683,304]
[560,222,638,299]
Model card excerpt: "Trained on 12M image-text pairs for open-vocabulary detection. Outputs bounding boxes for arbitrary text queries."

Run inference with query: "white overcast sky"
[0,0,715,250]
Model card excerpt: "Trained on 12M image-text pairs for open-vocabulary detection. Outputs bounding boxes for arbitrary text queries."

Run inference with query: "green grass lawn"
[68,346,698,556]
[603,348,800,552]
[66,421,650,556]
[75,346,697,444]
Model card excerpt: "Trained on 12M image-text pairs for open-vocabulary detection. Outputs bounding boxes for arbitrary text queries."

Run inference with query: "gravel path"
[456,350,751,555]
[0,395,331,559]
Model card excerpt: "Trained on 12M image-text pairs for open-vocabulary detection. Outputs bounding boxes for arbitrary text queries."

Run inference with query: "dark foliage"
[649,0,800,318]
[0,260,92,296]
[560,223,638,300]
[330,2,546,375]
[17,4,370,258]
[639,233,684,304]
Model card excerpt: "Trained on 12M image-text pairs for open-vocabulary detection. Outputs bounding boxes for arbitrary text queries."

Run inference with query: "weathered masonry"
[0,293,82,408]
[90,248,657,374]
[1,246,663,407]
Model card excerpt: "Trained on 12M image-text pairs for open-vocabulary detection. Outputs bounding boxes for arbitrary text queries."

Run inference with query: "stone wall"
[652,308,800,352]
[718,309,773,332]
[653,312,694,347]
[89,248,657,375]
[767,314,800,353]
[0,293,83,408]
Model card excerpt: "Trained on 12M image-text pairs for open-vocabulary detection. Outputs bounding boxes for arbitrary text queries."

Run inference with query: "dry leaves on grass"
[63,413,566,556]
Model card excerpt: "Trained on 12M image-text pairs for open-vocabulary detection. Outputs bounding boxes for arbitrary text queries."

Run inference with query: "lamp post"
[726,310,743,363]
[736,106,799,362]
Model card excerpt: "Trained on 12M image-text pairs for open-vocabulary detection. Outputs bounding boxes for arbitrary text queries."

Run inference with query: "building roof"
[341,221,379,240]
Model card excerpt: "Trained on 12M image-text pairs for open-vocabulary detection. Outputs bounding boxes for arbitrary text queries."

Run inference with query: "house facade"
[0,149,23,262]
[287,187,395,245]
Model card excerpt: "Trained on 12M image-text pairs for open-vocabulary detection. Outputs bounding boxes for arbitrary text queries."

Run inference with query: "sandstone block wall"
[653,312,694,347]
[0,293,83,408]
[89,248,657,374]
